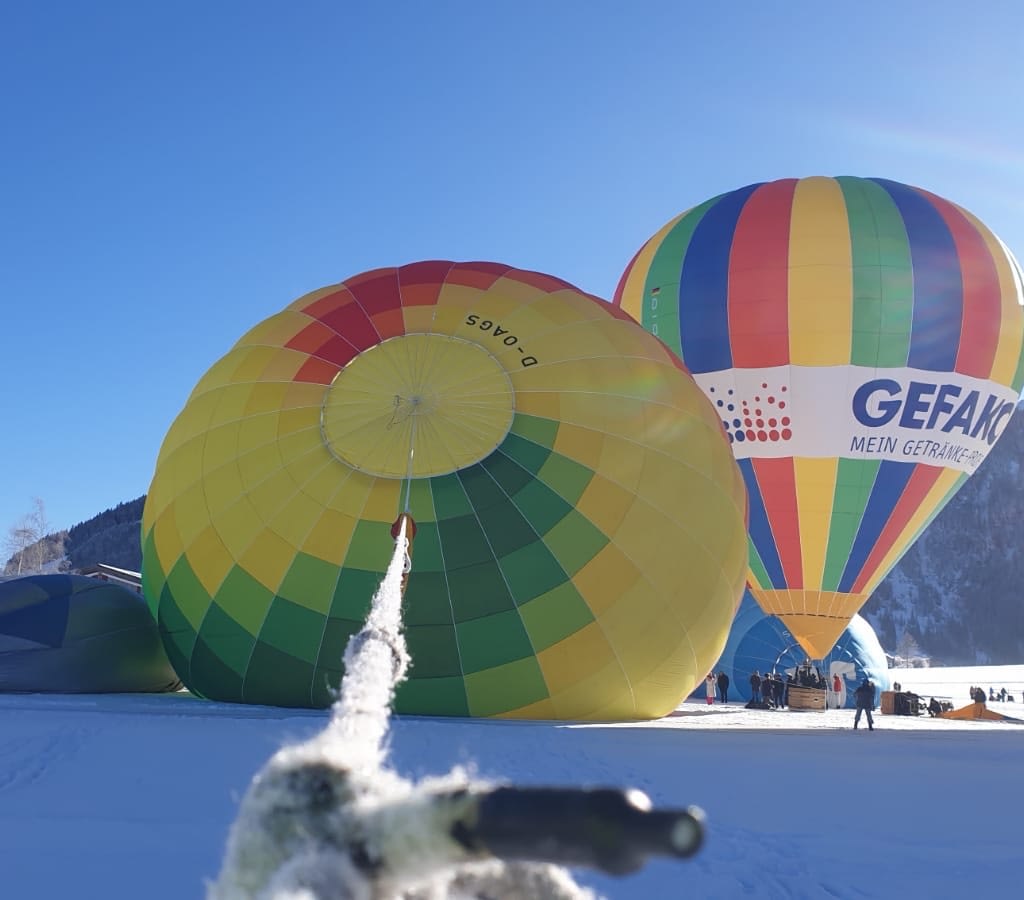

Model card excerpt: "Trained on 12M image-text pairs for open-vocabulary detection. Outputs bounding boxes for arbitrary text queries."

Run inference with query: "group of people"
[703,670,787,707]
[970,685,1016,703]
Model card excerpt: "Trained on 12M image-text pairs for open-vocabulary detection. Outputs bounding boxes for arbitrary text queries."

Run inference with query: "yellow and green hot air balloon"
[616,177,1024,659]
[143,261,748,719]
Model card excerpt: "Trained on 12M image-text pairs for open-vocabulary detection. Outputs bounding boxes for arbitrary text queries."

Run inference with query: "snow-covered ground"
[2,665,1023,900]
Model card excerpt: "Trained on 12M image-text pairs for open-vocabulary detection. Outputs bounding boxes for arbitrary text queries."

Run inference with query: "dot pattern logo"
[708,383,792,444]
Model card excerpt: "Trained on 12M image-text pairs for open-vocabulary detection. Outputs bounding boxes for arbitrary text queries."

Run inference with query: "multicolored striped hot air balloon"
[615,176,1024,659]
[142,261,748,719]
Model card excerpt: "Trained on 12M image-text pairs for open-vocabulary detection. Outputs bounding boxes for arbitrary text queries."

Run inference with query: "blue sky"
[2,1,1022,534]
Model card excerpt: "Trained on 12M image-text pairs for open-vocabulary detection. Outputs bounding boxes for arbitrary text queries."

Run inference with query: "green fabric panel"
[315,616,361,672]
[310,666,342,707]
[403,570,455,626]
[482,445,538,494]
[509,478,573,536]
[464,655,550,716]
[448,561,515,621]
[344,519,392,571]
[821,458,881,590]
[403,623,463,678]
[156,584,197,679]
[538,452,595,506]
[244,640,316,707]
[438,513,493,568]
[509,413,559,449]
[838,176,913,368]
[394,675,469,716]
[218,565,274,636]
[165,552,212,629]
[258,597,326,664]
[641,196,720,356]
[456,608,535,673]
[430,472,475,518]
[408,520,443,571]
[189,632,244,702]
[278,551,344,607]
[196,601,255,677]
[497,430,554,475]
[543,509,608,576]
[746,537,772,590]
[141,530,162,618]
[500,540,569,604]
[519,582,594,651]
[329,568,376,621]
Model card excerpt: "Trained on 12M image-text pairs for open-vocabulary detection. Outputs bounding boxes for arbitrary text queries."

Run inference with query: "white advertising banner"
[691,366,1020,474]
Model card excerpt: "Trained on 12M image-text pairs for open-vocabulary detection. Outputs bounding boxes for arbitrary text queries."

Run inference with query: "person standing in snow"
[705,673,716,705]
[749,670,762,704]
[716,671,730,704]
[853,677,875,730]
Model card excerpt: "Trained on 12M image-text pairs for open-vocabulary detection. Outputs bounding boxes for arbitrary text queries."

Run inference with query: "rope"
[402,415,417,515]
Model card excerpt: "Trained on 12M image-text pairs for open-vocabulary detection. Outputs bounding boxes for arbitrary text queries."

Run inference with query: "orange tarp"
[937,702,1015,722]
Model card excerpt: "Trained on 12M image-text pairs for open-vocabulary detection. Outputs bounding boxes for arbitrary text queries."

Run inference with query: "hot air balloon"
[615,176,1024,659]
[712,591,890,709]
[0,574,181,693]
[142,261,748,719]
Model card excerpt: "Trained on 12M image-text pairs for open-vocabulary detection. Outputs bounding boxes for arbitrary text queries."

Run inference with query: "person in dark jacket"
[749,671,762,704]
[716,671,730,703]
[854,677,876,730]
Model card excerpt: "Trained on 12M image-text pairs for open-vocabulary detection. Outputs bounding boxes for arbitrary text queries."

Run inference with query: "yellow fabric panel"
[151,511,185,587]
[188,525,235,598]
[574,476,639,545]
[362,480,404,524]
[512,390,562,421]
[598,593,680,686]
[268,488,333,551]
[236,442,285,498]
[750,588,866,658]
[285,283,348,313]
[399,305,438,334]
[212,497,267,561]
[535,621,621,695]
[495,696,558,720]
[552,422,605,471]
[788,176,852,366]
[546,659,637,720]
[234,309,310,347]
[171,483,211,548]
[157,389,222,465]
[217,345,284,384]
[245,467,305,525]
[242,382,293,417]
[276,405,321,437]
[237,527,298,596]
[318,472,372,519]
[794,456,838,589]
[297,507,359,568]
[202,460,246,521]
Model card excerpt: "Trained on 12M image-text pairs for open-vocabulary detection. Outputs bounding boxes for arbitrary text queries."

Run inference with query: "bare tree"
[4,497,50,575]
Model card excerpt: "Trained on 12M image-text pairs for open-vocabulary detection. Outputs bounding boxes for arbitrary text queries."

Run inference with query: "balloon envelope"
[0,574,181,693]
[143,261,748,719]
[616,176,1024,658]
